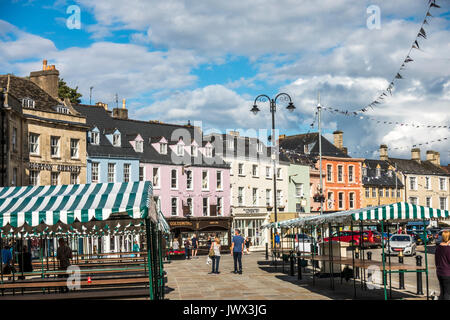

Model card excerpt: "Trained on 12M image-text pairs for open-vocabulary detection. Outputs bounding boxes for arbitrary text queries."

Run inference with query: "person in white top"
[209,237,221,274]
[172,238,179,251]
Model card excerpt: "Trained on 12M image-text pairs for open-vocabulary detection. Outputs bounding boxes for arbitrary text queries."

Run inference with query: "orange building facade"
[322,156,364,212]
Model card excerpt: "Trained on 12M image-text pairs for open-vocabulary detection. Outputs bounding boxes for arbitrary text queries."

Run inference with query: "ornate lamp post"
[250,93,295,224]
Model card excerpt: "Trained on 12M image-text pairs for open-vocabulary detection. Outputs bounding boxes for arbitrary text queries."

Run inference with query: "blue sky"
[1,0,449,162]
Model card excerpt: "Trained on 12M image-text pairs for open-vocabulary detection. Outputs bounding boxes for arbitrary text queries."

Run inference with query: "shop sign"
[243,208,260,214]
[29,162,81,173]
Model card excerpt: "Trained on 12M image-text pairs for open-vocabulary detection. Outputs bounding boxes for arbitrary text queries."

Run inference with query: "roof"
[362,159,403,187]
[279,132,350,158]
[387,158,449,177]
[73,104,229,168]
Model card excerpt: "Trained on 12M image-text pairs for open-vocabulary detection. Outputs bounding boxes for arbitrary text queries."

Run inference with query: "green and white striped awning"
[261,202,450,229]
[0,181,154,227]
[158,210,170,234]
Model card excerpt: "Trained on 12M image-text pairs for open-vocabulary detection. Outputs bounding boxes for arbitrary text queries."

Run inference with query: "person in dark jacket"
[57,238,73,293]
[435,230,450,300]
[17,245,33,279]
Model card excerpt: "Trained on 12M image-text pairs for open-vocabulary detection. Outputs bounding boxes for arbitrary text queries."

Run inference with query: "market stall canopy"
[158,210,170,234]
[261,202,450,229]
[0,181,155,228]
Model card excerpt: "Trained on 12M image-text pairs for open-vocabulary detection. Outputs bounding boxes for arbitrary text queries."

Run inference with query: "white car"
[387,234,416,256]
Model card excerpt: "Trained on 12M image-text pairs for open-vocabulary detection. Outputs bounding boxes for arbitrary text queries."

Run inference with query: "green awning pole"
[423,219,429,300]
[145,217,154,300]
[158,230,164,300]
[380,220,387,300]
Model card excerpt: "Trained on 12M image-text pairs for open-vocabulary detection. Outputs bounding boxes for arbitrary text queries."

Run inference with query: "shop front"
[167,216,232,255]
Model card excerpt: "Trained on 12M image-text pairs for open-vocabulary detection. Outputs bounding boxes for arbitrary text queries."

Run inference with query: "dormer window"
[376,167,381,177]
[22,98,35,109]
[257,143,263,154]
[160,142,167,154]
[113,133,121,147]
[191,145,198,157]
[56,105,70,114]
[177,144,184,156]
[362,167,367,176]
[227,139,234,150]
[205,146,213,158]
[136,140,143,153]
[91,131,100,145]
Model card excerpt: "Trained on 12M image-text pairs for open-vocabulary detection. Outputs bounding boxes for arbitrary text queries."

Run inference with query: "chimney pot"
[122,98,126,109]
[380,144,388,161]
[333,130,344,150]
[411,148,421,162]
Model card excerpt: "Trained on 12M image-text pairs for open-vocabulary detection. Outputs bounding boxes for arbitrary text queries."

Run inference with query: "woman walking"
[244,237,251,254]
[209,237,221,274]
[435,229,450,300]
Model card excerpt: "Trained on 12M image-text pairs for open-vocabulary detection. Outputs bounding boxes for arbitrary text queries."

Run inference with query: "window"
[51,172,59,186]
[202,171,209,190]
[153,168,160,188]
[349,193,355,209]
[203,198,209,216]
[426,197,432,208]
[227,139,234,150]
[29,133,39,155]
[379,188,384,197]
[397,189,401,198]
[216,171,222,190]
[160,142,167,154]
[191,145,198,157]
[338,192,344,209]
[70,139,79,158]
[177,144,184,156]
[91,131,100,145]
[439,178,447,191]
[252,188,258,206]
[50,136,60,157]
[217,197,223,216]
[348,166,354,182]
[425,177,431,190]
[186,170,193,190]
[252,165,258,177]
[171,169,178,189]
[362,167,367,176]
[439,197,447,210]
[113,134,121,147]
[91,162,99,183]
[238,187,244,205]
[409,197,418,205]
[257,143,263,154]
[136,140,143,153]
[276,190,283,206]
[56,105,69,114]
[12,127,17,151]
[295,183,304,198]
[391,188,395,198]
[376,167,381,177]
[276,168,282,179]
[12,168,17,186]
[70,173,79,185]
[108,163,115,183]
[123,164,130,182]
[327,164,332,182]
[266,167,271,178]
[205,146,213,158]
[327,192,333,209]
[266,189,271,206]
[238,163,244,175]
[139,167,144,181]
[171,198,178,216]
[409,177,417,190]
[29,171,39,186]
[365,188,370,198]
[186,198,193,216]
[337,166,343,182]
[22,98,35,108]
[372,187,376,198]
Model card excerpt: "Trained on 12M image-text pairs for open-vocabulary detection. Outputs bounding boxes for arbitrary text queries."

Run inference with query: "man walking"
[231,229,244,274]
[191,234,198,259]
[56,238,73,293]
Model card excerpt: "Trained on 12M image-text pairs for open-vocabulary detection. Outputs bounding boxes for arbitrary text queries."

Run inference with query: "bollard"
[265,243,268,260]
[367,251,372,261]
[398,251,405,290]
[297,252,302,280]
[289,251,294,276]
[416,255,423,295]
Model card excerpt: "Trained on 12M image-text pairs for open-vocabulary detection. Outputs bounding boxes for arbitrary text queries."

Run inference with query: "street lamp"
[250,93,296,224]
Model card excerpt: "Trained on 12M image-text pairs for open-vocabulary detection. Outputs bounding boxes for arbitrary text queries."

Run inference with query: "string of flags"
[322,106,449,129]
[325,0,441,115]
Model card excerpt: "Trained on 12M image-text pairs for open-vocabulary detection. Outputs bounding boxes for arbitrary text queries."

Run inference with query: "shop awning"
[261,202,450,229]
[0,181,154,227]
[158,210,170,234]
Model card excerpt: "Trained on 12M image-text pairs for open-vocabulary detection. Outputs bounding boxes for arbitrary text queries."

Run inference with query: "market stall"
[0,181,169,300]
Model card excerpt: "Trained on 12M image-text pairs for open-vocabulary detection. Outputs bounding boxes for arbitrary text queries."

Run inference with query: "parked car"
[407,229,433,244]
[435,229,449,245]
[387,234,416,256]
[323,230,381,248]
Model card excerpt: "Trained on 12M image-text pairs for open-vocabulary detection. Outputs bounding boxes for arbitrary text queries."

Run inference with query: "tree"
[58,78,82,104]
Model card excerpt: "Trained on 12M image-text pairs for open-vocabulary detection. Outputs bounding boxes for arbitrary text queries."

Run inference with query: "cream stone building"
[206,131,290,250]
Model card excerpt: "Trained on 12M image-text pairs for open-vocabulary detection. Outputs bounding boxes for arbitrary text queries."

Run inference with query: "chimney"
[380,144,388,161]
[411,148,421,163]
[279,134,286,140]
[229,131,240,137]
[431,151,441,166]
[333,130,343,150]
[112,98,128,119]
[29,59,60,99]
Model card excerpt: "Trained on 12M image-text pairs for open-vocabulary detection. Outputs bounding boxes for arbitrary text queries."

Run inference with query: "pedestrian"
[132,240,140,258]
[1,244,13,278]
[56,238,73,293]
[18,244,33,280]
[435,229,450,300]
[191,234,198,259]
[206,235,212,247]
[398,227,403,234]
[209,237,221,274]
[184,238,191,260]
[245,237,251,254]
[230,229,245,274]
[172,238,179,251]
[275,232,281,248]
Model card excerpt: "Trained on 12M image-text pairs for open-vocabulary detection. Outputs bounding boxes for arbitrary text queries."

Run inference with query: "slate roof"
[73,104,229,168]
[387,158,449,177]
[362,159,403,187]
[279,132,350,158]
